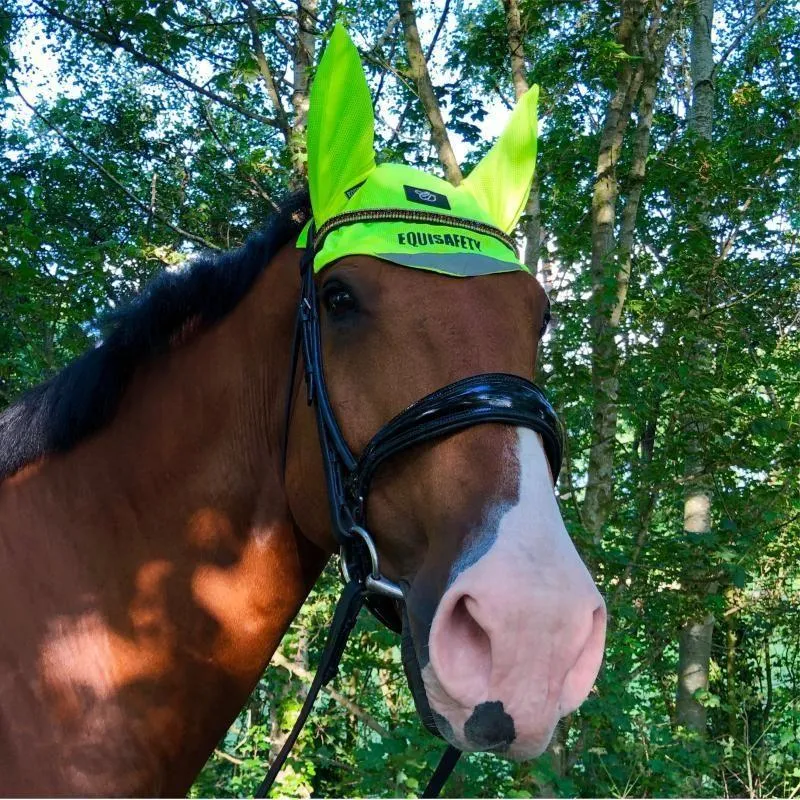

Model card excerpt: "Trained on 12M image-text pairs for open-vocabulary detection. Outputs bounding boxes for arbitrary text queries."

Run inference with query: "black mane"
[0,191,311,482]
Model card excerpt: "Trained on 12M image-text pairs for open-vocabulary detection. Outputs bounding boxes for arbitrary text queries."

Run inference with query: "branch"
[270,652,393,739]
[10,77,220,250]
[397,0,462,184]
[380,63,421,149]
[425,0,450,61]
[371,12,401,54]
[699,275,778,320]
[176,14,294,31]
[384,100,413,150]
[263,0,296,54]
[241,0,290,138]
[492,81,514,110]
[713,147,795,263]
[652,0,686,57]
[713,0,778,75]
[199,101,279,211]
[31,0,277,128]
[373,37,398,108]
[367,12,426,148]
[214,748,244,765]
[370,14,402,107]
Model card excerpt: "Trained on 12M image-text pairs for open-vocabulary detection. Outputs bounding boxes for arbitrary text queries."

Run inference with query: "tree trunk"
[503,0,529,99]
[289,0,317,185]
[676,0,716,737]
[398,0,462,185]
[688,0,715,138]
[676,616,714,730]
[581,0,685,541]
[612,70,658,327]
[523,176,542,275]
[725,594,739,740]
[581,0,646,541]
[502,0,542,276]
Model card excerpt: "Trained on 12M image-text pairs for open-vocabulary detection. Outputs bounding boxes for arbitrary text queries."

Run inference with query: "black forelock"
[0,190,311,482]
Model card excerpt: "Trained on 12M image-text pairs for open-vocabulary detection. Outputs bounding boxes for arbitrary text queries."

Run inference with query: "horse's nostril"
[431,593,492,708]
[452,595,490,661]
[464,700,516,749]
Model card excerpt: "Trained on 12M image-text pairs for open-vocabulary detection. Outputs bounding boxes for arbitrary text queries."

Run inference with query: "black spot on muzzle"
[464,701,516,751]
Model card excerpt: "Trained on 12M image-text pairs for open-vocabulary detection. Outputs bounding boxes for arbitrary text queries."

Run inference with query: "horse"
[0,24,606,797]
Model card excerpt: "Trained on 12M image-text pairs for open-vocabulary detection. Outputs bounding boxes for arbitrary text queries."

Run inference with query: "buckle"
[340,525,403,601]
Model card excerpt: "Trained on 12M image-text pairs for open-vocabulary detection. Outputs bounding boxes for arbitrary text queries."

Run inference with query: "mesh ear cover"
[459,85,539,234]
[302,25,539,278]
[306,23,376,226]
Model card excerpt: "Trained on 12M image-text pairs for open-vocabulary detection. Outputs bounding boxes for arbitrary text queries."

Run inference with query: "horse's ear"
[460,85,539,234]
[307,23,376,226]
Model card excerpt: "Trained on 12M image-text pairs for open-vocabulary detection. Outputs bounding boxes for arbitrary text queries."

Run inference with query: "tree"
[675,0,716,738]
[3,0,798,796]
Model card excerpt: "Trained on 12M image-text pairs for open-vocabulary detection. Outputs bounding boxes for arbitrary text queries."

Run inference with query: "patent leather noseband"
[256,228,564,797]
[354,373,562,514]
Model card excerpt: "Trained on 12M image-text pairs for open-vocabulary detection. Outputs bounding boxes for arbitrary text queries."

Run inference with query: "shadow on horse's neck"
[0,242,328,795]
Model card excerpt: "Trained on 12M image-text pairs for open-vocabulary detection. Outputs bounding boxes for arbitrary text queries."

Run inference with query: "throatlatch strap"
[255,581,365,798]
[423,745,462,798]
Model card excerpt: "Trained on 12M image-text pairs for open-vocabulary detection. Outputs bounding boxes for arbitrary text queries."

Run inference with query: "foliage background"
[1,0,798,796]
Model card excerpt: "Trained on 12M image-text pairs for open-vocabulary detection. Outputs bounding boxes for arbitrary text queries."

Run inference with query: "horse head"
[284,24,606,762]
[0,24,606,796]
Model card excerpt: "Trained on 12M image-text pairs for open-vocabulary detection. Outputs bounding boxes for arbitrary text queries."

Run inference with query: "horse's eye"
[322,282,358,318]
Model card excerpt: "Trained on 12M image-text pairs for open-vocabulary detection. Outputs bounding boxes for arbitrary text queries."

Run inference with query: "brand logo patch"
[397,231,481,251]
[344,180,366,199]
[403,185,451,210]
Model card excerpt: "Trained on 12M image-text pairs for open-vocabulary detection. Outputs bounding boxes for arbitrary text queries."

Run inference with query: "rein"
[257,228,564,797]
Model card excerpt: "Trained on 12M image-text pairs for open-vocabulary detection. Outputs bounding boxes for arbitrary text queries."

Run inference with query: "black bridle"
[256,226,564,798]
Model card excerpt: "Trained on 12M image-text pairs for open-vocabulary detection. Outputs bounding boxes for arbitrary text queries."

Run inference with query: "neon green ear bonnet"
[299,24,539,277]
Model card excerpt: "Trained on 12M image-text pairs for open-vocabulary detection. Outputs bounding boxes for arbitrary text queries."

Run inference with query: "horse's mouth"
[399,611,518,758]
[399,613,444,739]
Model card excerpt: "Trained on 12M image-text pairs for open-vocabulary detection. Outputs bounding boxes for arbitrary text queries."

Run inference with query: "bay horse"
[0,25,606,798]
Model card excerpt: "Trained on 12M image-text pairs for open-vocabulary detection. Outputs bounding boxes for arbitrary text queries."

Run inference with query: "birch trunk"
[503,0,528,100]
[676,0,716,735]
[582,0,685,541]
[502,0,542,274]
[398,0,462,185]
[289,0,317,185]
[677,615,715,731]
[581,0,646,540]
[523,176,542,275]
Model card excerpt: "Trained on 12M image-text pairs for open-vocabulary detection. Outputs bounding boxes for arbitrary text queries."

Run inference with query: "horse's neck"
[0,245,327,795]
